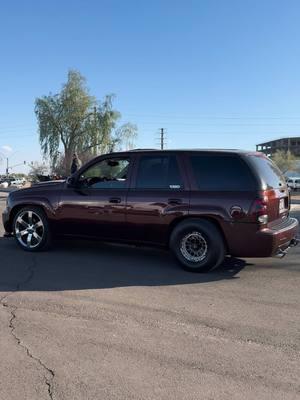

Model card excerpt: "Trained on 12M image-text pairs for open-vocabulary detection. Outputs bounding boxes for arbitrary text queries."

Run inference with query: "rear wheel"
[170,219,225,272]
[13,207,51,251]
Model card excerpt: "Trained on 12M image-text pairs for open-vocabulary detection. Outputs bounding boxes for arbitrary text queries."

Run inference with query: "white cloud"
[1,145,13,154]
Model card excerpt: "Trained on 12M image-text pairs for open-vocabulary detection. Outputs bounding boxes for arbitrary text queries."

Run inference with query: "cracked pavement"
[0,193,299,400]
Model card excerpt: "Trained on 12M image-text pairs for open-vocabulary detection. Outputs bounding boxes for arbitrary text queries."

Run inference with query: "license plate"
[279,198,286,213]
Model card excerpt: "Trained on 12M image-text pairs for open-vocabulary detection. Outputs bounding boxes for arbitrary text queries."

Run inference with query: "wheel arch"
[168,215,229,252]
[8,202,51,232]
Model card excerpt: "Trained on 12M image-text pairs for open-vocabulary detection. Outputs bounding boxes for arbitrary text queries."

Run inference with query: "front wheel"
[13,207,51,251]
[170,219,225,272]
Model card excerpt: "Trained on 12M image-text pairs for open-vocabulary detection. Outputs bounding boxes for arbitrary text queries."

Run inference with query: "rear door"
[126,153,190,245]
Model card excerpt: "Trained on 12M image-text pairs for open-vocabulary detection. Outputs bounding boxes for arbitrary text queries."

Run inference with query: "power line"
[122,112,300,120]
[0,133,36,139]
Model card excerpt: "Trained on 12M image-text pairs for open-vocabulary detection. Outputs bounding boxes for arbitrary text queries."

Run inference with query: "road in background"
[0,193,299,400]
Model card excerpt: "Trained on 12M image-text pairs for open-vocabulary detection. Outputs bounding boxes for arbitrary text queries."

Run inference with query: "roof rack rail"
[128,148,158,152]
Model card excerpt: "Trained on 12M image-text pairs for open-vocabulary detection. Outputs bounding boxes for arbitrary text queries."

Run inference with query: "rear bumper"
[258,217,299,257]
[224,217,299,258]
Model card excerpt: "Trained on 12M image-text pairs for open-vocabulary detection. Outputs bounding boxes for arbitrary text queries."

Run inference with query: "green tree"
[272,150,297,174]
[35,70,137,172]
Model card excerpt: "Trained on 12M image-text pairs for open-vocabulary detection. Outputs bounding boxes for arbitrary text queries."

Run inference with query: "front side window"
[79,158,130,189]
[136,155,183,189]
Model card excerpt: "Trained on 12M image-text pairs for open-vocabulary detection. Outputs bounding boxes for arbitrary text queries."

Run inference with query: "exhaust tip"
[275,249,287,258]
[274,237,299,258]
[290,238,299,247]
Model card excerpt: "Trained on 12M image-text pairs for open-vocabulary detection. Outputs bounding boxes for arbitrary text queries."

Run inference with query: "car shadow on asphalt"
[0,237,252,292]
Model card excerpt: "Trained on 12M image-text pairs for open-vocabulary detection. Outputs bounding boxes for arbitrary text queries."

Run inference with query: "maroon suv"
[2,149,299,272]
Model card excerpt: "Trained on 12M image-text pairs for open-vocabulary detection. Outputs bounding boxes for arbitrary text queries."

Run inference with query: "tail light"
[250,198,268,225]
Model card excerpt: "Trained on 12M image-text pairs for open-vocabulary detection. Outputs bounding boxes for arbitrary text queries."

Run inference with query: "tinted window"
[247,155,286,189]
[79,158,130,189]
[136,156,182,189]
[190,154,256,191]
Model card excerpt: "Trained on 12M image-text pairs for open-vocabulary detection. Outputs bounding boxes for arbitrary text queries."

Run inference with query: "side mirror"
[66,176,76,187]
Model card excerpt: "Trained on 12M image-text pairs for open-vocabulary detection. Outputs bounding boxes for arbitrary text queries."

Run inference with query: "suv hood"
[12,180,66,195]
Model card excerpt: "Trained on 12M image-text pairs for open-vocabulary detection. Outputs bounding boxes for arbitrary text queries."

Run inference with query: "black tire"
[170,219,225,272]
[13,206,52,252]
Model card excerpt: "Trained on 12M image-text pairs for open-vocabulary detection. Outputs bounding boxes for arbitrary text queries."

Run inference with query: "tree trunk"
[65,147,74,175]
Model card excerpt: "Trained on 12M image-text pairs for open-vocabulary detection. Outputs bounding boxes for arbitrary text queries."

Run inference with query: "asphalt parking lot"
[0,192,299,400]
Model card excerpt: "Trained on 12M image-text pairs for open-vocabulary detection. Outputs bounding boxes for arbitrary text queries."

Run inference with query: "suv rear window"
[190,154,256,191]
[247,155,286,189]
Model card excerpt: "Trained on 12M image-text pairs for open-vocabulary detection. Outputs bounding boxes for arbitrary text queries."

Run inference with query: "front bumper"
[2,206,12,235]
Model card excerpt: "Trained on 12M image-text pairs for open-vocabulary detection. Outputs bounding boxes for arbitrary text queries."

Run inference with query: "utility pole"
[5,158,26,175]
[160,128,165,150]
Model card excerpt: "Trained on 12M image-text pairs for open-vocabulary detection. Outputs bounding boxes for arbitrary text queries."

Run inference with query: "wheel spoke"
[28,211,33,225]
[34,220,43,229]
[17,217,29,228]
[17,229,28,238]
[33,231,42,242]
[27,233,33,246]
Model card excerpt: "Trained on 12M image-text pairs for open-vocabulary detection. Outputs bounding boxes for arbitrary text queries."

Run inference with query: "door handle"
[168,198,182,205]
[109,197,122,204]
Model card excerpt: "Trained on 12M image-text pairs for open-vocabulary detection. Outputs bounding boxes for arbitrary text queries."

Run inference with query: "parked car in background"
[2,149,299,272]
[0,176,9,188]
[10,178,26,188]
[0,176,26,190]
[0,181,9,188]
[287,177,300,191]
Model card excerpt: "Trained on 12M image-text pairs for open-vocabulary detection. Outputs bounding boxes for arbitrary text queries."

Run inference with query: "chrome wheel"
[15,210,44,249]
[180,231,208,262]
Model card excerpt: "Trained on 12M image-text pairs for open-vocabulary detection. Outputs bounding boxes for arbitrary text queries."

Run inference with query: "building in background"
[256,137,300,157]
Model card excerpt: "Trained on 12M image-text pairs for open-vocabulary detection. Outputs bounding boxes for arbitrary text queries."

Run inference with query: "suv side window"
[190,154,256,191]
[136,155,183,189]
[78,158,130,189]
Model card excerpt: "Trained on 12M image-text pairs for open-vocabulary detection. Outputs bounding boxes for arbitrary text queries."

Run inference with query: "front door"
[57,156,133,240]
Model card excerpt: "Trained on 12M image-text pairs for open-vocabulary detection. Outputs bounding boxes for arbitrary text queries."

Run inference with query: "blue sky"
[1,0,300,173]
